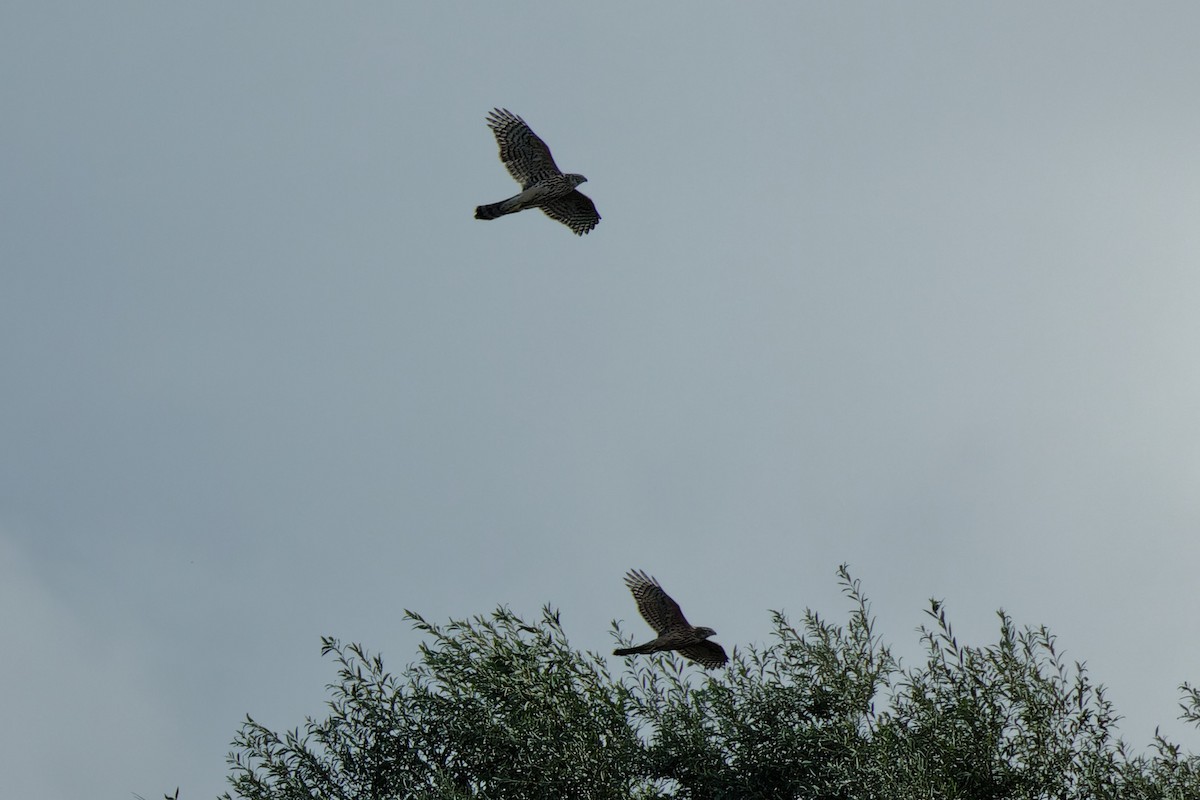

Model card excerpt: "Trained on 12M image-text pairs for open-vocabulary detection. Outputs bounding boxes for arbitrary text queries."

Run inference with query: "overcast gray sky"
[3,3,1200,798]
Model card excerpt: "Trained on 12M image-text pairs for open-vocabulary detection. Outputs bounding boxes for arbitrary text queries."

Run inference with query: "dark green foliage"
[224,568,1200,799]
[225,607,641,800]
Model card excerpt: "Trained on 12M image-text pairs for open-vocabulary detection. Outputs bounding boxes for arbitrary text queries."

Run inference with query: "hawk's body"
[475,108,600,235]
[614,569,728,669]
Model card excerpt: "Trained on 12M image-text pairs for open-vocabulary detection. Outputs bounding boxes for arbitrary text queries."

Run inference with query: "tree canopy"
[223,567,1200,799]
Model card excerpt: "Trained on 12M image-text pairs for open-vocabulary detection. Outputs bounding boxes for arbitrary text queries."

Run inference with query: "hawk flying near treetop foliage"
[614,569,728,669]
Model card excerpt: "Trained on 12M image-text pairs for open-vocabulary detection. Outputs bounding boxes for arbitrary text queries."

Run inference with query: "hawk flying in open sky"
[474,108,600,236]
[614,569,728,669]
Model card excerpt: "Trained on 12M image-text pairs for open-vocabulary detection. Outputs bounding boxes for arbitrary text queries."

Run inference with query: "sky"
[3,3,1200,797]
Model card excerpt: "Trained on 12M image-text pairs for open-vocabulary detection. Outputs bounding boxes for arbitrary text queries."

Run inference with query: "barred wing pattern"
[540,192,602,237]
[486,108,562,189]
[679,641,730,670]
[624,569,690,634]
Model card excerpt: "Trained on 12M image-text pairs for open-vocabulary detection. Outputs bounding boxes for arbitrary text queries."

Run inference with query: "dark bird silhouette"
[614,569,728,669]
[474,108,600,235]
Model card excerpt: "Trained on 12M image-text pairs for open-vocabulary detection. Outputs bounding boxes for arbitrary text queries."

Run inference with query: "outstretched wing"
[486,108,562,189]
[540,190,600,236]
[625,569,690,634]
[678,640,729,669]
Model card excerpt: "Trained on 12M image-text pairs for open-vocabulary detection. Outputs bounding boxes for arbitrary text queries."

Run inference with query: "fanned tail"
[475,201,508,220]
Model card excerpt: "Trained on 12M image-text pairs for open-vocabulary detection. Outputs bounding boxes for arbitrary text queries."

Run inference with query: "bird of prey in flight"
[614,569,728,669]
[474,108,600,235]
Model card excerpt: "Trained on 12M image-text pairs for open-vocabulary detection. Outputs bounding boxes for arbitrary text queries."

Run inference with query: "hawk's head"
[565,173,588,188]
[693,626,718,640]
